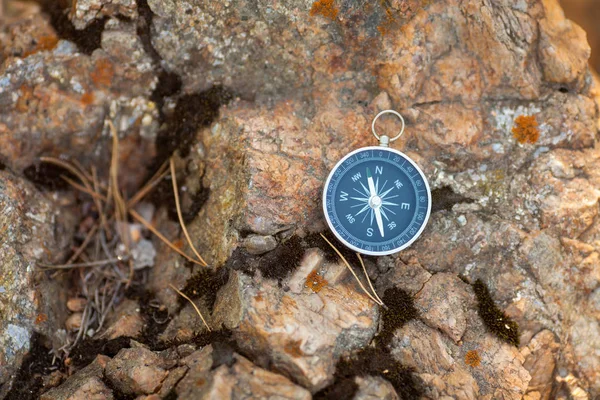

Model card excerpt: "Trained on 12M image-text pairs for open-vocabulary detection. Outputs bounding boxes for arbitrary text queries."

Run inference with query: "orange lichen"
[284,340,304,358]
[464,350,481,367]
[91,58,115,87]
[173,238,185,250]
[23,34,59,57]
[310,0,338,20]
[512,115,539,144]
[16,85,35,113]
[35,313,48,325]
[80,92,95,106]
[377,6,396,36]
[305,269,327,293]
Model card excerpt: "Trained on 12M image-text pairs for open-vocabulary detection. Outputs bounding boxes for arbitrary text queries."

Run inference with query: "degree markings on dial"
[326,148,430,252]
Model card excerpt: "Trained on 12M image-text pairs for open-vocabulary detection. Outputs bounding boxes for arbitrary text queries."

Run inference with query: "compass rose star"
[346,167,402,238]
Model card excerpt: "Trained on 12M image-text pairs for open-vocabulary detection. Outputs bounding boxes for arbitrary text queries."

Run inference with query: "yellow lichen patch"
[464,350,481,367]
[512,115,539,144]
[306,269,327,293]
[310,0,338,20]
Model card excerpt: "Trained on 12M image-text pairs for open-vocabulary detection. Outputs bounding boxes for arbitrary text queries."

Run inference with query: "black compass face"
[323,147,431,256]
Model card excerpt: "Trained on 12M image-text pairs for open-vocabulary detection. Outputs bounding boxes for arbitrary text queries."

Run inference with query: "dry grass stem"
[40,156,96,195]
[357,252,385,306]
[39,258,121,270]
[169,284,211,332]
[92,166,112,239]
[319,233,383,306]
[170,157,208,267]
[127,161,169,208]
[107,121,134,286]
[128,209,206,265]
[60,175,108,201]
[66,223,99,265]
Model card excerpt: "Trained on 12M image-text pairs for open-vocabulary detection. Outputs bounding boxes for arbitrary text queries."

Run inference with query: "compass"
[322,111,431,256]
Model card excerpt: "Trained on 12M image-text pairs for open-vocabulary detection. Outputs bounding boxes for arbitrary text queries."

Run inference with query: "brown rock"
[522,329,560,400]
[0,170,76,396]
[175,345,310,400]
[104,347,169,396]
[354,376,399,400]
[0,12,57,62]
[387,273,531,398]
[70,0,138,29]
[101,299,144,340]
[148,207,192,314]
[414,273,472,342]
[213,250,379,391]
[538,0,590,90]
[0,14,157,192]
[158,299,211,343]
[41,355,113,400]
[376,256,432,296]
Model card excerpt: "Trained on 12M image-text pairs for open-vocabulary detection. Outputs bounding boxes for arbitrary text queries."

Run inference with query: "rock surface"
[1,0,600,397]
[0,14,158,192]
[70,0,138,29]
[40,355,113,400]
[175,345,311,400]
[213,249,380,392]
[0,170,75,396]
[104,346,169,396]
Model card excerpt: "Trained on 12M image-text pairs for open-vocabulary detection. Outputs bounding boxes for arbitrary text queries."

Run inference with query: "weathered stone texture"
[0,171,75,396]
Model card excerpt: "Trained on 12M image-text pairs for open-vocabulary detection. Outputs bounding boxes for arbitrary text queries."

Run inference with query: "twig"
[41,157,106,227]
[127,161,169,209]
[357,252,385,307]
[107,121,133,287]
[92,166,112,240]
[128,209,206,266]
[170,157,208,267]
[38,258,121,270]
[320,233,383,306]
[169,284,211,332]
[40,157,94,194]
[60,175,107,201]
[66,223,99,265]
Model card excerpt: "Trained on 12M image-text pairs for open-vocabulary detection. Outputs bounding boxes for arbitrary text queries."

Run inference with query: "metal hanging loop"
[371,110,405,147]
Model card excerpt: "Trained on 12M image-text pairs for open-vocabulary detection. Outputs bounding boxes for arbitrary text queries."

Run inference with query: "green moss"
[316,287,421,399]
[378,287,419,346]
[304,231,377,265]
[256,235,305,280]
[473,279,519,347]
[315,347,423,399]
[181,268,229,312]
[431,186,474,213]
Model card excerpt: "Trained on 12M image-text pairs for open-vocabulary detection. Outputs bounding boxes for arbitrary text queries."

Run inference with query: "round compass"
[323,146,431,256]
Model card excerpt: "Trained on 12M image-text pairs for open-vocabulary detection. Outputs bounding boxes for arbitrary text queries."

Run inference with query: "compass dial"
[323,146,431,256]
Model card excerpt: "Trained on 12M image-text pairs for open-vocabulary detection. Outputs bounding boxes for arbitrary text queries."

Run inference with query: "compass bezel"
[322,146,432,256]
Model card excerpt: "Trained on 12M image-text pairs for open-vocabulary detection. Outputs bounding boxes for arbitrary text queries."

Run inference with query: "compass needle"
[379,207,390,222]
[374,207,385,237]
